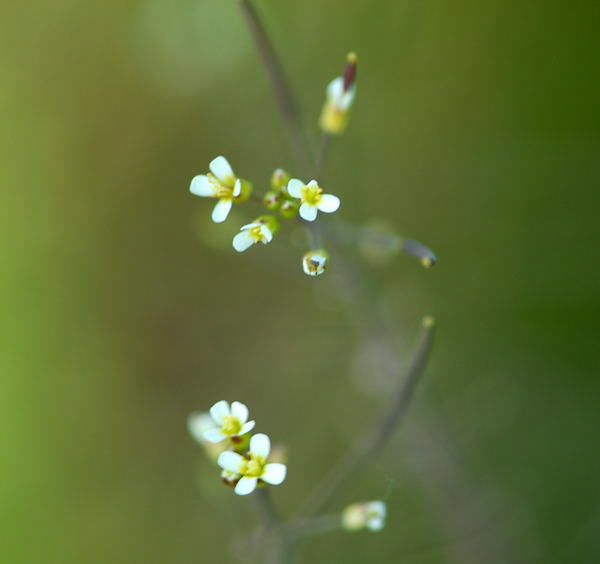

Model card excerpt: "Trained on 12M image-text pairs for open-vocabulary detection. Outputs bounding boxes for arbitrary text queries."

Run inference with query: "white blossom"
[302,250,329,276]
[232,222,273,252]
[202,400,255,443]
[190,156,242,223]
[286,179,340,222]
[217,433,287,495]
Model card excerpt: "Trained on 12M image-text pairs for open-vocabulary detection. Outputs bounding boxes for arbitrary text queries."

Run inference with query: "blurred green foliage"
[1,0,599,562]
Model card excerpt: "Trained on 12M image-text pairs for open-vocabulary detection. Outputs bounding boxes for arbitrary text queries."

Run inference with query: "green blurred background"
[2,0,599,562]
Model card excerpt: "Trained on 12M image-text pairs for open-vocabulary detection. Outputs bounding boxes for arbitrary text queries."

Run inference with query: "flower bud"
[271,168,291,191]
[263,190,281,210]
[279,199,299,218]
[302,249,329,276]
[319,53,357,135]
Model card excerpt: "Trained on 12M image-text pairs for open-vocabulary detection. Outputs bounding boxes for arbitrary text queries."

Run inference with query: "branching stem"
[296,316,436,518]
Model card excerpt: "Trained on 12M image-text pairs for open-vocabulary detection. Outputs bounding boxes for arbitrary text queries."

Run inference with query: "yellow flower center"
[208,174,234,199]
[249,225,266,242]
[241,456,265,478]
[300,184,323,206]
[221,415,242,436]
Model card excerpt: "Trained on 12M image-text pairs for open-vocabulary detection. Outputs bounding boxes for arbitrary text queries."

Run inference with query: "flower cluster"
[190,155,340,276]
[188,400,287,496]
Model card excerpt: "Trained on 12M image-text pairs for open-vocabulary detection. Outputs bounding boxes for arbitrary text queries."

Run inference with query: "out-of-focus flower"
[190,156,251,223]
[302,250,329,276]
[217,433,287,495]
[271,168,290,191]
[202,401,255,443]
[188,411,227,460]
[232,215,278,252]
[320,52,357,134]
[342,501,387,532]
[287,179,340,222]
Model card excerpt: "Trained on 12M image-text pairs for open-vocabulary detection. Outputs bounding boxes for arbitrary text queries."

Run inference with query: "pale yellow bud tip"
[422,316,436,329]
[347,52,358,64]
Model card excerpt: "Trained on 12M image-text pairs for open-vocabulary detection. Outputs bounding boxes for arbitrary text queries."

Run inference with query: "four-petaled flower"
[190,156,242,223]
[218,433,287,495]
[286,179,340,221]
[232,222,273,252]
[203,400,255,443]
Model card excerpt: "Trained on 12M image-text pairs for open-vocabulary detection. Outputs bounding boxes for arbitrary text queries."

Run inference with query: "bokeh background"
[2,0,599,562]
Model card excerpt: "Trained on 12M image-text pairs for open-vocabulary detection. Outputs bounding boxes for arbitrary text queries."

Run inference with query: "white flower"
[302,250,329,276]
[190,156,242,223]
[342,501,387,532]
[221,469,240,484]
[217,433,287,495]
[202,400,255,443]
[232,222,273,252]
[286,179,340,222]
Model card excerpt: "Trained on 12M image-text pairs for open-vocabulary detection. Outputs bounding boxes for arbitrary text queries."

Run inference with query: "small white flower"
[232,222,273,252]
[190,156,242,223]
[342,501,387,532]
[302,250,329,276]
[202,400,255,443]
[217,433,287,495]
[286,179,340,222]
[221,469,240,484]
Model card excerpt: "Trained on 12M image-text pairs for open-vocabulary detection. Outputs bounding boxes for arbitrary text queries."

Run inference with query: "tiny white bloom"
[221,469,240,484]
[217,433,287,496]
[286,179,340,222]
[190,156,242,223]
[202,400,255,443]
[342,501,387,532]
[232,223,273,252]
[302,250,329,276]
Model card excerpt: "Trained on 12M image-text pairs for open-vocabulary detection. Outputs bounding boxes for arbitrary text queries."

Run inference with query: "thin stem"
[296,316,436,518]
[252,488,281,530]
[239,0,312,171]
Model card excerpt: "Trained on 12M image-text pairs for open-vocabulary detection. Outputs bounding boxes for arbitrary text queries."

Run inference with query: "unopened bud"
[319,53,357,135]
[280,199,299,218]
[271,168,291,191]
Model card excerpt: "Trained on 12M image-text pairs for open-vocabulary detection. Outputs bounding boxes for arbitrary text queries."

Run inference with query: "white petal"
[368,501,386,517]
[203,428,227,443]
[240,222,261,231]
[209,156,234,184]
[262,463,286,485]
[299,202,318,221]
[367,517,384,531]
[189,175,215,197]
[231,401,249,424]
[250,433,270,458]
[261,225,273,243]
[307,179,319,188]
[240,420,255,435]
[327,77,344,100]
[233,178,241,197]
[234,476,258,496]
[218,451,245,473]
[287,178,304,198]
[187,412,214,443]
[317,194,340,213]
[212,198,232,223]
[209,400,230,425]
[340,85,356,110]
[232,231,255,252]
